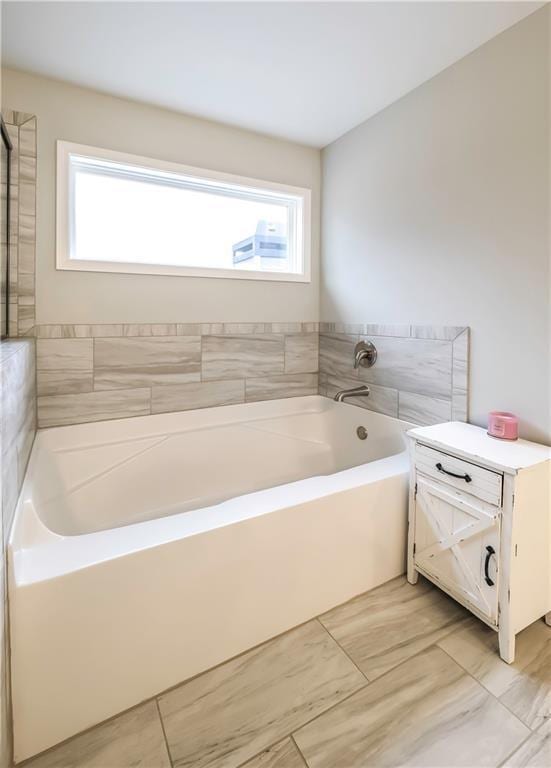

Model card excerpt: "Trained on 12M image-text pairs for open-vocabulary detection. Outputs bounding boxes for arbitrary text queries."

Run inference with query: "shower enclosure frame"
[1,115,13,339]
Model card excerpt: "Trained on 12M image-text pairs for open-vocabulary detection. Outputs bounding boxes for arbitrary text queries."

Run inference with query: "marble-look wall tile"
[94,337,200,368]
[37,339,93,371]
[19,181,35,217]
[202,334,284,380]
[2,340,36,536]
[271,322,303,334]
[37,389,150,428]
[4,112,37,337]
[411,325,466,340]
[319,334,359,378]
[301,321,319,333]
[18,117,37,158]
[398,391,452,426]
[358,336,452,399]
[33,325,319,426]
[245,373,318,402]
[318,324,468,426]
[94,337,201,389]
[222,322,270,335]
[152,379,245,414]
[37,339,94,397]
[319,322,364,335]
[364,323,411,337]
[19,155,36,184]
[157,620,365,768]
[33,323,319,339]
[452,328,469,421]
[324,374,398,417]
[177,322,224,336]
[17,305,35,335]
[1,338,36,768]
[284,333,318,373]
[37,371,93,398]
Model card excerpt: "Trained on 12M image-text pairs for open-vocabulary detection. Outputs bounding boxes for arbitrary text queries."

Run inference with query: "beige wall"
[321,8,550,443]
[2,68,320,325]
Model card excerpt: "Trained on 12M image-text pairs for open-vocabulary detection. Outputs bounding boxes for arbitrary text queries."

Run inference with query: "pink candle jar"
[488,411,519,440]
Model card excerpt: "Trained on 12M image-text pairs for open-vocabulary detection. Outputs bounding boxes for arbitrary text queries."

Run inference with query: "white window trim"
[56,140,311,283]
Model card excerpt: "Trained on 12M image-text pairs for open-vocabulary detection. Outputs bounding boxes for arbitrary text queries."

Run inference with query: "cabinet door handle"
[435,462,472,483]
[484,545,496,586]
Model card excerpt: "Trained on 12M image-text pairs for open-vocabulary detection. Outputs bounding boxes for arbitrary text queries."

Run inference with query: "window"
[56,141,311,282]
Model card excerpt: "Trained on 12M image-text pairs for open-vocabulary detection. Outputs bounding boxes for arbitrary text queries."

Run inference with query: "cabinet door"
[414,476,500,623]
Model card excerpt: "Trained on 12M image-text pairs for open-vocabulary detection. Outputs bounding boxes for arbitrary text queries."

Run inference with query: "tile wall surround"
[1,109,38,768]
[3,111,37,338]
[0,338,36,768]
[33,322,470,429]
[318,323,469,427]
[34,322,320,428]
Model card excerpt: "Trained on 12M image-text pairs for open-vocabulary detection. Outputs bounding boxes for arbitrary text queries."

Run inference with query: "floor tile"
[23,701,170,768]
[157,620,366,768]
[319,575,470,680]
[439,618,542,695]
[503,720,551,767]
[498,626,551,730]
[439,618,551,728]
[240,739,305,768]
[293,646,529,768]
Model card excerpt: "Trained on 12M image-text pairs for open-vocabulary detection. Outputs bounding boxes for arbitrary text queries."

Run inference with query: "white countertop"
[408,421,551,474]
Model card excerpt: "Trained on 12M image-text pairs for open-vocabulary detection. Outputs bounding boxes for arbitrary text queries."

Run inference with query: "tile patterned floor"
[23,576,551,768]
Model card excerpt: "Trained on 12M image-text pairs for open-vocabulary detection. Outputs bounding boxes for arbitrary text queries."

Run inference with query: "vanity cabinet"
[407,422,551,663]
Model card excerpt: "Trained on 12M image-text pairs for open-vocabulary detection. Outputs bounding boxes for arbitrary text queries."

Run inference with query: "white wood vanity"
[407,422,551,663]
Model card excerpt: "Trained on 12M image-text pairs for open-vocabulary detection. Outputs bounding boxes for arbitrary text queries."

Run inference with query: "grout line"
[436,643,532,732]
[233,735,301,768]
[315,617,370,684]
[496,730,536,768]
[290,734,310,768]
[231,677,371,768]
[496,716,550,768]
[155,698,174,768]
[19,576,537,766]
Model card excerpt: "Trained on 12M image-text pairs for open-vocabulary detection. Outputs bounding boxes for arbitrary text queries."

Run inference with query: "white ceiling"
[2,1,544,147]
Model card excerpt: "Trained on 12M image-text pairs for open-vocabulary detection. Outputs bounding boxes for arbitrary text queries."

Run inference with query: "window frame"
[56,140,311,283]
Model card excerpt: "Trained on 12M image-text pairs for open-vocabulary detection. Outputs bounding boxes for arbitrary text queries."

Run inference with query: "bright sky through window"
[57,143,310,282]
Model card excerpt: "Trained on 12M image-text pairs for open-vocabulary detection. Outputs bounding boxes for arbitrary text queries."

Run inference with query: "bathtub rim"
[9,395,413,585]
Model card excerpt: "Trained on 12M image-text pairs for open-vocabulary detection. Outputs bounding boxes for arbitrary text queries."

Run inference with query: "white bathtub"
[9,395,411,761]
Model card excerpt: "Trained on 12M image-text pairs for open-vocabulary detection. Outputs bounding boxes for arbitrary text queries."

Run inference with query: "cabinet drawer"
[415,443,502,506]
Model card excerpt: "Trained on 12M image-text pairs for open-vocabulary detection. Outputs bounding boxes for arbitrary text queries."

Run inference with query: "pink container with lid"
[487,411,518,440]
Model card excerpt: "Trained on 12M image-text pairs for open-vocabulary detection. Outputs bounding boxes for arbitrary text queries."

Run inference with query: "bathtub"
[9,395,411,761]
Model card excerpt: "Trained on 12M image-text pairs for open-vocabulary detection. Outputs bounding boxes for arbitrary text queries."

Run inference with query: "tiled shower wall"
[35,323,319,428]
[34,322,469,429]
[0,339,36,768]
[4,111,37,337]
[319,324,469,426]
[1,111,38,768]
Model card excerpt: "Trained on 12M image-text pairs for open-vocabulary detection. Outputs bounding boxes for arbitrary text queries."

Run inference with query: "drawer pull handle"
[435,462,472,483]
[484,545,496,586]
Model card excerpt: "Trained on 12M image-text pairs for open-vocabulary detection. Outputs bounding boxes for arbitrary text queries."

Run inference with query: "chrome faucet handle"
[354,340,377,369]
